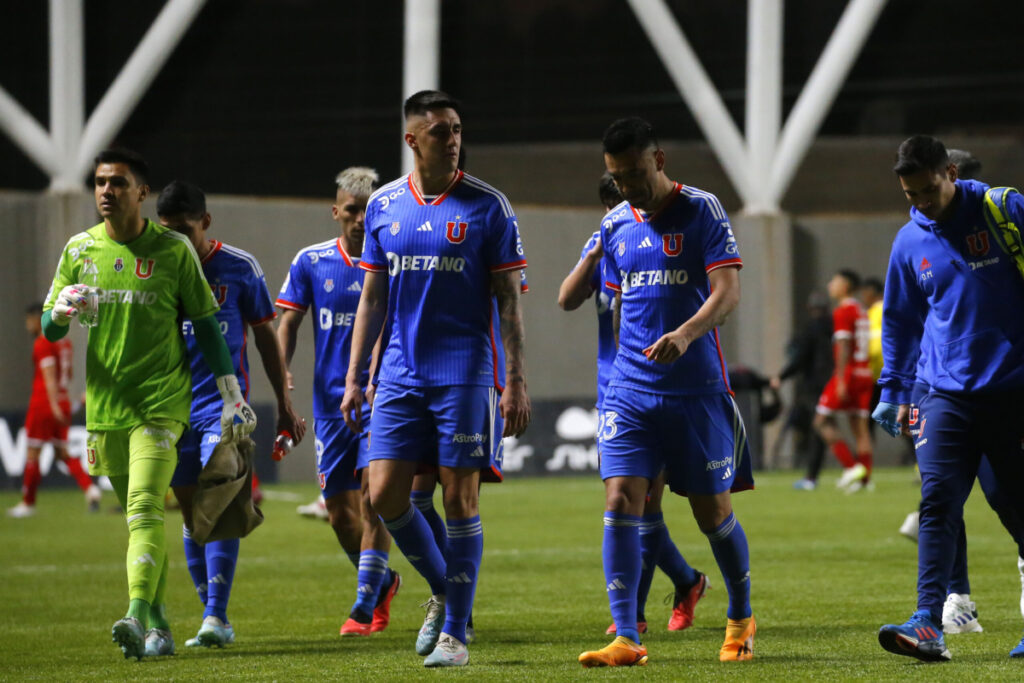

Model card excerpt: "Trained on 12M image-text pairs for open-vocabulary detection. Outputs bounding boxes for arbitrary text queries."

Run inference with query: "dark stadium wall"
[2,1,1024,197]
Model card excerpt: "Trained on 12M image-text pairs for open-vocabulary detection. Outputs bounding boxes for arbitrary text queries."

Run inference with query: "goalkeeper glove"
[871,401,902,438]
[216,374,257,444]
[51,284,96,325]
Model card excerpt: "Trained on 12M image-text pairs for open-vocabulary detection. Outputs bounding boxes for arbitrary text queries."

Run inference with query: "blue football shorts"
[170,417,221,487]
[314,412,368,498]
[598,385,754,496]
[369,382,502,476]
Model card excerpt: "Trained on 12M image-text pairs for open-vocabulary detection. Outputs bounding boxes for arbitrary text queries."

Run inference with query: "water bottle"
[78,259,100,328]
[271,430,294,461]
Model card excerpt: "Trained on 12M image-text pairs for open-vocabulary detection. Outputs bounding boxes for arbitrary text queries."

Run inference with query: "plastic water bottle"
[78,259,100,329]
[271,430,294,461]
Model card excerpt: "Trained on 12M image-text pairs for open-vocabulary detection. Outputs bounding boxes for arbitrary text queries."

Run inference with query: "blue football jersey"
[577,231,617,402]
[183,241,276,424]
[601,184,742,395]
[361,171,527,388]
[277,237,367,419]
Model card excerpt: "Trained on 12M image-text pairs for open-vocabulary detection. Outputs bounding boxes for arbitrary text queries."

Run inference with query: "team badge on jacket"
[114,257,124,272]
[324,278,334,292]
[135,258,155,279]
[390,222,401,235]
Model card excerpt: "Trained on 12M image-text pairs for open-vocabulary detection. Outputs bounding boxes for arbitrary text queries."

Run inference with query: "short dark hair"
[157,180,207,219]
[404,90,461,119]
[947,149,982,180]
[893,135,949,176]
[602,117,658,155]
[25,302,43,315]
[837,269,861,291]
[862,277,884,294]
[598,172,623,209]
[94,148,150,186]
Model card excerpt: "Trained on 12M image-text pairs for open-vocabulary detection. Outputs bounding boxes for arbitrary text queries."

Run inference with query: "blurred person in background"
[813,269,875,492]
[769,291,833,490]
[7,303,101,518]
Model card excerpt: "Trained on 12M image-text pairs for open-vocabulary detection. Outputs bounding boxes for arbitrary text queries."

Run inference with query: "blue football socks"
[411,489,448,552]
[383,505,447,595]
[705,512,751,620]
[603,512,642,642]
[182,525,208,606]
[203,538,239,623]
[442,516,483,644]
[352,550,390,619]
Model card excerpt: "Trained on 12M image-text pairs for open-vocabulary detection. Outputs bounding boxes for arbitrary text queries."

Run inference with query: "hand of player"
[52,284,95,325]
[51,403,70,426]
[643,330,690,364]
[871,401,902,438]
[278,404,306,444]
[216,374,257,445]
[836,379,849,403]
[500,380,531,437]
[341,381,365,433]
[585,236,603,261]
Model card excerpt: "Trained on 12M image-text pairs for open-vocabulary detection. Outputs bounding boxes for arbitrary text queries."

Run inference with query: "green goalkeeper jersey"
[44,220,220,430]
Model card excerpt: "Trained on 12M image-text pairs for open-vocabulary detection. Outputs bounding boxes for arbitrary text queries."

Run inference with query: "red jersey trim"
[274,298,307,312]
[489,259,528,273]
[706,258,744,273]
[249,311,277,325]
[605,281,622,292]
[631,183,683,223]
[713,328,735,397]
[408,170,464,206]
[202,240,223,264]
[336,238,354,267]
[359,262,387,272]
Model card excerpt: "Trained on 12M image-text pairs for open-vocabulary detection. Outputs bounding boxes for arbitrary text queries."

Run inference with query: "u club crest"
[390,222,401,235]
[113,257,124,272]
[324,278,334,292]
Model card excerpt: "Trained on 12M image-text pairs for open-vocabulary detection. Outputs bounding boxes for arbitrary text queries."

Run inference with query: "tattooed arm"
[492,269,531,436]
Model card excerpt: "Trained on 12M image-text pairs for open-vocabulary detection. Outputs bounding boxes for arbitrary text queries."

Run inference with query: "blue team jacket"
[878,179,1024,404]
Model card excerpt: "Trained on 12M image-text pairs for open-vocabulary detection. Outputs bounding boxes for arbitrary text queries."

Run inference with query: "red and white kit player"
[813,271,875,492]
[8,303,101,518]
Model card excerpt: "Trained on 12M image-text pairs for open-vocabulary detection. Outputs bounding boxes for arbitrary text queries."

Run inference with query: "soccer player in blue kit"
[341,90,530,668]
[157,181,306,653]
[276,167,403,637]
[578,118,754,667]
[559,172,709,637]
[874,135,1024,661]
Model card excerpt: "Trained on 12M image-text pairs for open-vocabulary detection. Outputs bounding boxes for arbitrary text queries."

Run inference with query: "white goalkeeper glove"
[216,374,257,444]
[51,284,95,325]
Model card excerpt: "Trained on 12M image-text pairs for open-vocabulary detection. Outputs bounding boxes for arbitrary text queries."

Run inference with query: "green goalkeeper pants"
[90,420,184,605]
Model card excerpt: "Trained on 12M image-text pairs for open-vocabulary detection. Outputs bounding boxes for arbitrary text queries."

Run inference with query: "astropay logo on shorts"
[452,433,485,444]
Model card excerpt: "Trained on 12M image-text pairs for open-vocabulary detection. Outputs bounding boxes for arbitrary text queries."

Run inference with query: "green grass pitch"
[2,468,1023,681]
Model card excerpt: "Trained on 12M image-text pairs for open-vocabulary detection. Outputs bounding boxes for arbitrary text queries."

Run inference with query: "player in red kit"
[8,303,101,518]
[813,270,874,492]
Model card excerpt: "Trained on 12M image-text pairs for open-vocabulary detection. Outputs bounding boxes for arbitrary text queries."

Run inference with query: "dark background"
[2,0,1022,196]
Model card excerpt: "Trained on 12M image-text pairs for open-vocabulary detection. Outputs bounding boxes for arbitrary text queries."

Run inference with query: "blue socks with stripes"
[603,511,642,642]
[638,513,698,617]
[352,550,390,619]
[442,516,483,644]
[383,505,447,595]
[183,526,240,622]
[705,512,751,620]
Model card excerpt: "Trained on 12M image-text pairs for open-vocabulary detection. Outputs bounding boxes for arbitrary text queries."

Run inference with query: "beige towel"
[190,436,264,544]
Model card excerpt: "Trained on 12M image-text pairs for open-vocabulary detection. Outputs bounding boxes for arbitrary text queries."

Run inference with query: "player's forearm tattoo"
[494,272,527,384]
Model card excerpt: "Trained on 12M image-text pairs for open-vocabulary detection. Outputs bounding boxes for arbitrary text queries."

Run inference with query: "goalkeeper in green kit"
[42,149,256,660]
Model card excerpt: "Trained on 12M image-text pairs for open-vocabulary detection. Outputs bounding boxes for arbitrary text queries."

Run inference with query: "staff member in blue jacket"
[873,135,1024,662]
